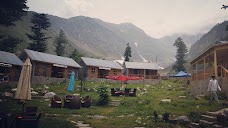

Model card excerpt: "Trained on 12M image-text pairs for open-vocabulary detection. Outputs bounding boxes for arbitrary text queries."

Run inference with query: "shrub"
[153,110,158,122]
[188,111,201,122]
[162,112,170,122]
[217,91,227,100]
[96,84,109,106]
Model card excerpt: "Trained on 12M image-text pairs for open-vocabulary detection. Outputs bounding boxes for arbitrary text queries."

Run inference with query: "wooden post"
[204,57,206,79]
[214,50,218,78]
[143,69,145,79]
[196,62,198,80]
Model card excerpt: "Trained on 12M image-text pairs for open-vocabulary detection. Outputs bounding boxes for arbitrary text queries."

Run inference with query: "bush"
[162,112,170,122]
[188,111,201,122]
[96,84,109,106]
[153,110,158,122]
[217,91,227,100]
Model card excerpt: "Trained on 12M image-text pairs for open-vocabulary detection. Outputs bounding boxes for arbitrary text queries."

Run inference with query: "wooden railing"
[192,65,228,81]
[218,65,228,77]
[192,68,214,81]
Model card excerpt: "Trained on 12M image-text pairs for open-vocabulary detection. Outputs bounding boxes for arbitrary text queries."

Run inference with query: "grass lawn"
[0,79,226,128]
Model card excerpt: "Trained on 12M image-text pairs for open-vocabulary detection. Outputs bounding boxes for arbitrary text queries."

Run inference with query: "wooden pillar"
[204,57,206,79]
[190,63,192,81]
[143,69,146,79]
[196,62,198,80]
[214,50,218,78]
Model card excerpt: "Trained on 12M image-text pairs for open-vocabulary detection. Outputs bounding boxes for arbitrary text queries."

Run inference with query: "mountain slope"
[189,21,228,60]
[0,11,203,67]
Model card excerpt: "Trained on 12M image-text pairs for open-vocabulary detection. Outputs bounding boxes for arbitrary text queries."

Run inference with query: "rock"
[11,88,17,92]
[44,99,50,101]
[2,92,14,98]
[43,92,55,99]
[42,90,48,95]
[160,99,171,103]
[44,86,49,89]
[195,96,201,100]
[167,85,172,88]
[30,88,34,91]
[145,85,150,88]
[31,91,38,95]
[70,120,76,124]
[223,109,228,118]
[178,96,186,98]
[175,116,189,123]
[216,113,226,122]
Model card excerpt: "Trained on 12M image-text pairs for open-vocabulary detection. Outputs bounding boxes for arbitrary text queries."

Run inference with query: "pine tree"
[69,49,84,63]
[0,35,22,53]
[27,13,51,52]
[124,43,132,61]
[173,37,188,72]
[54,29,68,56]
[0,0,28,26]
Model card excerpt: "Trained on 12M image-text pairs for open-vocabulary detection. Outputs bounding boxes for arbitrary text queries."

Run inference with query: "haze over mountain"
[0,12,204,67]
[189,21,228,61]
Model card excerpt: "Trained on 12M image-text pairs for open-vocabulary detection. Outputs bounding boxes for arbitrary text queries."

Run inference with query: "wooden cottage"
[80,57,123,79]
[21,49,81,80]
[191,42,228,81]
[124,62,161,79]
[0,50,23,82]
[190,41,228,97]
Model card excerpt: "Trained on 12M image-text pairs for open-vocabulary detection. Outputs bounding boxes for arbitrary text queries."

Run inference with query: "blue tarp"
[68,71,75,92]
[174,71,191,77]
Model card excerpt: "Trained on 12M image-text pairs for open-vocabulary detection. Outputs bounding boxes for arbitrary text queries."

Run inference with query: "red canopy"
[105,75,142,82]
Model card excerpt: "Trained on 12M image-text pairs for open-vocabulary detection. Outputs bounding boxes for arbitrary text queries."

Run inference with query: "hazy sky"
[27,0,228,38]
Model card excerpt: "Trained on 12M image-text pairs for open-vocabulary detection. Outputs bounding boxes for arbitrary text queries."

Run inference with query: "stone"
[11,88,17,92]
[44,86,49,89]
[31,91,38,95]
[160,99,171,103]
[223,109,228,118]
[145,85,150,88]
[70,120,76,124]
[167,85,172,88]
[175,116,189,123]
[195,96,201,100]
[43,92,55,99]
[216,113,226,122]
[201,115,217,122]
[178,96,186,98]
[44,99,50,101]
[2,92,14,98]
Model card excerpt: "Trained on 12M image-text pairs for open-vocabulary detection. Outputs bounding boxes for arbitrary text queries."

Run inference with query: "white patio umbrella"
[15,58,32,113]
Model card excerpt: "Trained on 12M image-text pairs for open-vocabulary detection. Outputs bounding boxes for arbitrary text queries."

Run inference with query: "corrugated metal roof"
[81,57,123,69]
[125,62,161,70]
[0,51,23,66]
[25,49,81,68]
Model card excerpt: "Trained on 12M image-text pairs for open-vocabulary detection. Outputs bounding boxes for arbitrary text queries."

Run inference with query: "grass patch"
[0,79,227,128]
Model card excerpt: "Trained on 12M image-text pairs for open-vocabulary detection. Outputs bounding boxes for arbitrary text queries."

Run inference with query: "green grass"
[0,79,226,128]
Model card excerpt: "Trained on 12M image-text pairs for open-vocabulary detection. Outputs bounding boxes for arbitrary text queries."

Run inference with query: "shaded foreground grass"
[0,79,226,128]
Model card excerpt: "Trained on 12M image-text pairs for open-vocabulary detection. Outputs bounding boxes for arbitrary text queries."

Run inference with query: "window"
[113,70,117,75]
[134,69,139,74]
[91,68,96,74]
[43,64,47,77]
[34,63,39,76]
[146,69,151,75]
